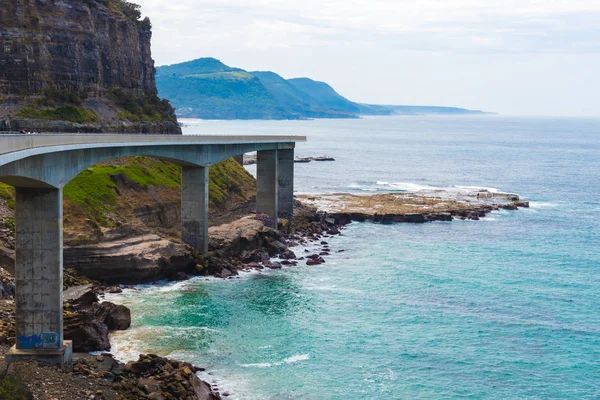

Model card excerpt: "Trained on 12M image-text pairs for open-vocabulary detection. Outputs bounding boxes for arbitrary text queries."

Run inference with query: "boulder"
[97,302,132,331]
[64,320,110,352]
[168,272,189,281]
[306,257,325,266]
[281,249,297,260]
[64,301,131,352]
[263,260,282,269]
[265,239,288,256]
[0,281,14,299]
[63,284,97,309]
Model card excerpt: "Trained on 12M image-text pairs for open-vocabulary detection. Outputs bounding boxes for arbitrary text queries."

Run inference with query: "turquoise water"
[107,116,600,399]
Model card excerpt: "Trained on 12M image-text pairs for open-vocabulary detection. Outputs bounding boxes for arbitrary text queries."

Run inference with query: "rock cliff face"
[0,0,181,133]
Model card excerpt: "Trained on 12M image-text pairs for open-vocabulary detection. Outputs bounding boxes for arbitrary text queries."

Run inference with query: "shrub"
[17,105,100,124]
[110,88,177,122]
[0,373,33,400]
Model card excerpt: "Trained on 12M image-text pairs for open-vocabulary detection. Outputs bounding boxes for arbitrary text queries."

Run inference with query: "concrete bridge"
[0,133,306,363]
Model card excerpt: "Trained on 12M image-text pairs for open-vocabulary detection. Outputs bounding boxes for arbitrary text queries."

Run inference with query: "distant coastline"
[157,58,493,121]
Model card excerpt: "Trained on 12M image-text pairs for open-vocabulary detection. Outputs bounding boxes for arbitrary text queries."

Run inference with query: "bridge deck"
[0,134,306,156]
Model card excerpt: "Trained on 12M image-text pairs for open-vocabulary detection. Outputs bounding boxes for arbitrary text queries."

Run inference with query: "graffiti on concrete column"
[278,210,292,219]
[18,332,59,349]
[256,212,275,225]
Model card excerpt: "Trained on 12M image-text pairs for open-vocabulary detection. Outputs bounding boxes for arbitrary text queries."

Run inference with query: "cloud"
[133,0,600,116]
[136,0,600,60]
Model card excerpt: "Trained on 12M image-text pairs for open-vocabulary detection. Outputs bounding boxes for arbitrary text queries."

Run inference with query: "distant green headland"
[156,58,492,120]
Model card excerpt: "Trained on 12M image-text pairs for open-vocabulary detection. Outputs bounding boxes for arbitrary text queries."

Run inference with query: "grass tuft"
[17,105,100,124]
[0,183,15,209]
[0,373,33,400]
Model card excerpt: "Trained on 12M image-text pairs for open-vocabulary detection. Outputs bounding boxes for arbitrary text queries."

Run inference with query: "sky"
[134,0,600,116]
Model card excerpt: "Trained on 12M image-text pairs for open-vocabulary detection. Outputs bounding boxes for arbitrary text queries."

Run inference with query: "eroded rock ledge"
[298,190,529,223]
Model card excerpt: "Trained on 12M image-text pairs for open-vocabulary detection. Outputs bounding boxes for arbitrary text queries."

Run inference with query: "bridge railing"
[0,133,306,156]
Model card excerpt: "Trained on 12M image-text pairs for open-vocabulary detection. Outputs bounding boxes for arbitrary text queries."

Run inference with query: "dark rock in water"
[168,272,189,281]
[320,252,330,256]
[338,250,345,253]
[263,260,282,269]
[502,204,518,210]
[306,257,325,266]
[515,201,530,208]
[281,249,297,260]
[320,241,329,245]
[307,254,321,260]
[312,156,335,161]
[423,213,452,222]
[244,262,263,270]
[220,268,233,278]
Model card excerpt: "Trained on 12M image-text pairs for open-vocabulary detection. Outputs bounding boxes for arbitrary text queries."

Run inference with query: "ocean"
[105,116,600,399]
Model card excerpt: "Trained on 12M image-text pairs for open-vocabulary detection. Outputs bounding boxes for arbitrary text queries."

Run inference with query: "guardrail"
[0,133,307,155]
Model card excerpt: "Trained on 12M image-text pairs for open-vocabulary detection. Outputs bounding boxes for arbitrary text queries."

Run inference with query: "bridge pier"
[256,150,278,228]
[181,166,209,252]
[278,149,294,219]
[6,187,72,364]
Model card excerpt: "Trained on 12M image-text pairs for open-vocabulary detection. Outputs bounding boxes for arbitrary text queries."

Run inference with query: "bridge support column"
[181,166,209,252]
[278,149,294,219]
[7,187,72,364]
[256,150,278,228]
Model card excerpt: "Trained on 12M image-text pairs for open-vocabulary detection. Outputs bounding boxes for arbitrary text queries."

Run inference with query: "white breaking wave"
[360,181,506,195]
[455,185,501,193]
[240,354,310,368]
[108,324,221,363]
[528,201,560,209]
[284,354,310,364]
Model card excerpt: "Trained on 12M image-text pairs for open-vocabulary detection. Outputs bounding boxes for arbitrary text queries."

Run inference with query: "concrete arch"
[1,134,304,364]
[0,141,294,189]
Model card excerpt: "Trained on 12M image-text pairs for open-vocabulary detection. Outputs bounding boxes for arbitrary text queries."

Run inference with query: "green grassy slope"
[0,158,256,245]
[156,60,294,120]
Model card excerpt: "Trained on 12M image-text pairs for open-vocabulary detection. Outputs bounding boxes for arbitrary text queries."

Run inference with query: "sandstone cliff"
[0,0,180,133]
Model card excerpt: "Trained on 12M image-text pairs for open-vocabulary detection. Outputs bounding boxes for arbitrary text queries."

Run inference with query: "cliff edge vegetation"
[0,156,256,249]
[0,0,180,133]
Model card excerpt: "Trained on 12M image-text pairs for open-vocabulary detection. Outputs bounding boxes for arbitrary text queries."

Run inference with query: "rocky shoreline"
[0,191,529,399]
[298,189,529,223]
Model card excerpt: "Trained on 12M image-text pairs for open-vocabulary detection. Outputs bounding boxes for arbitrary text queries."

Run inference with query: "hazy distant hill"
[155,58,293,119]
[252,72,365,118]
[156,58,490,120]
